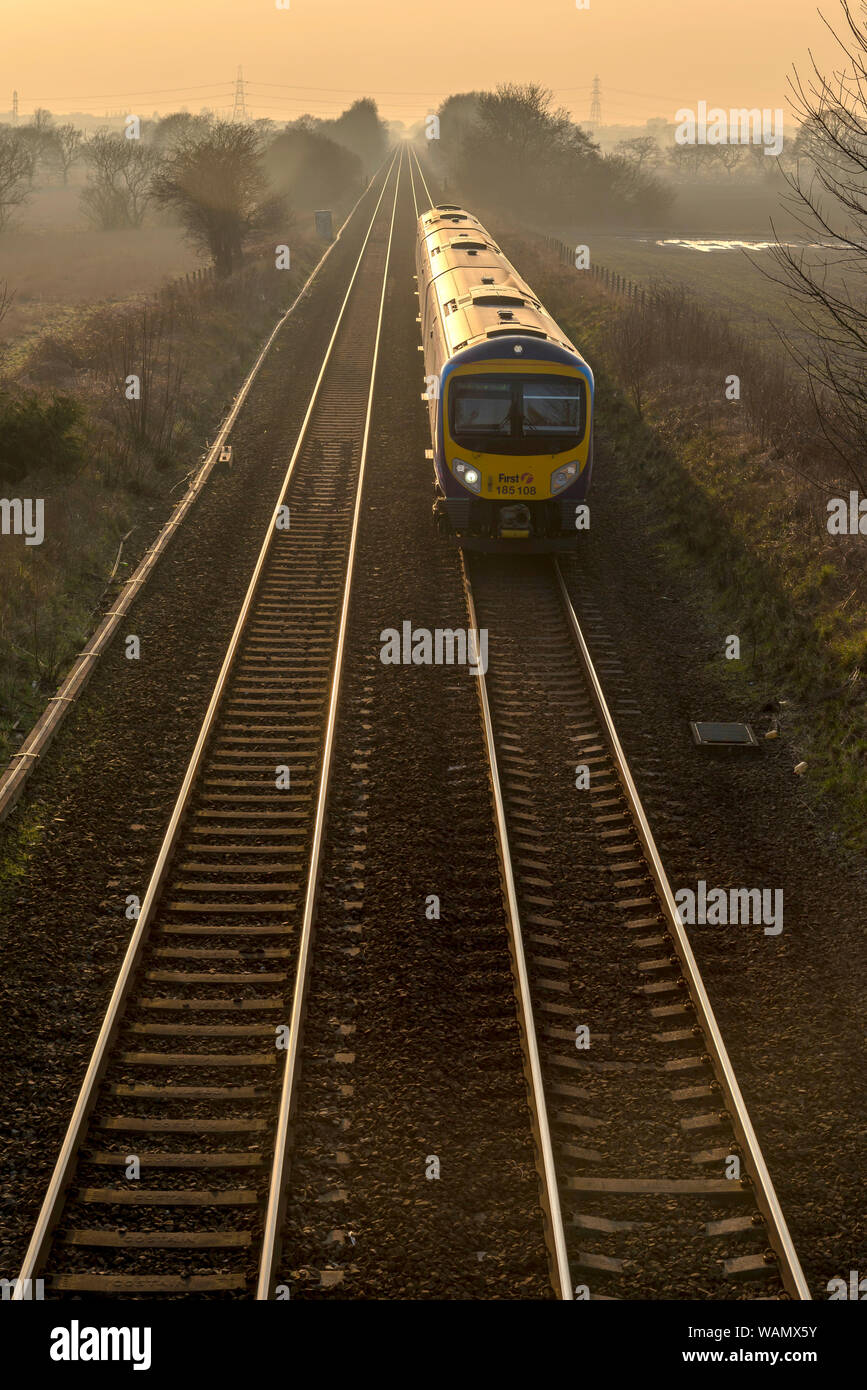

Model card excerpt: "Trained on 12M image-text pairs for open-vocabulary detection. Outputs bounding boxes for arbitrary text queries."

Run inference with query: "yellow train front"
[416,205,594,551]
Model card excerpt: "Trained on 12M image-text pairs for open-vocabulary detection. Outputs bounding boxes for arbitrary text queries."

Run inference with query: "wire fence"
[154,263,220,304]
[544,236,648,306]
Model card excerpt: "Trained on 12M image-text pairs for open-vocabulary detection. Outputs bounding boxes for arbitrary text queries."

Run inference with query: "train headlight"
[551,461,580,494]
[453,460,481,494]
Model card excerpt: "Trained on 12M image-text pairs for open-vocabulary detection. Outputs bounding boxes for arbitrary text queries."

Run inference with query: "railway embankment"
[0,214,348,772]
[503,230,867,852]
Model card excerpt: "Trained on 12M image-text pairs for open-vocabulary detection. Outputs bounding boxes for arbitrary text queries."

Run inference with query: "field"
[0,178,204,357]
[536,175,849,354]
[501,230,867,848]
[573,234,797,351]
[0,170,331,765]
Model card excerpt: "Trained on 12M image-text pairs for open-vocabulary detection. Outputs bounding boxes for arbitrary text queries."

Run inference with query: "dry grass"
[0,229,322,764]
[505,230,867,845]
[0,180,203,354]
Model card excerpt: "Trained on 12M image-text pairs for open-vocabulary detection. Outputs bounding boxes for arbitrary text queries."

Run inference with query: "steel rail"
[12,146,402,1299]
[407,141,420,218]
[552,559,811,1301]
[256,146,403,1299]
[460,554,574,1302]
[409,145,435,210]
[0,158,392,826]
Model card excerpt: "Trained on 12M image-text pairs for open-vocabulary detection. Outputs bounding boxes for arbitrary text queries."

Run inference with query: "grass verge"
[506,231,867,851]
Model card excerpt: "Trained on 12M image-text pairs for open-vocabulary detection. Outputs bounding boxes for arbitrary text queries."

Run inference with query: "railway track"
[11,141,810,1303]
[407,143,434,217]
[410,142,809,1299]
[12,147,402,1301]
[462,551,810,1300]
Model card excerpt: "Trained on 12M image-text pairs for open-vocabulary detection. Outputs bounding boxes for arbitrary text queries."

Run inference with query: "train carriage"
[416,205,594,551]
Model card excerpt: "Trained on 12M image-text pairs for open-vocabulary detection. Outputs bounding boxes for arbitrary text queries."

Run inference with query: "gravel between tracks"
[277,176,550,1299]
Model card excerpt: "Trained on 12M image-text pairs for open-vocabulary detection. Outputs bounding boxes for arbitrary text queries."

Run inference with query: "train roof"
[417,206,582,361]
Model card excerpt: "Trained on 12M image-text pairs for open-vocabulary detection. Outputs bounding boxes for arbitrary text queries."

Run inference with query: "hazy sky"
[1,0,844,125]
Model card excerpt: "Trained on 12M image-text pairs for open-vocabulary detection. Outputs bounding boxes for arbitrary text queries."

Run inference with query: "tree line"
[423,16,866,486]
[423,82,858,229]
[0,99,390,275]
[427,85,674,226]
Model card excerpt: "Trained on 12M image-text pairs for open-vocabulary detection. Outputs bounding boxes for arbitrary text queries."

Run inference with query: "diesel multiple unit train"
[416,205,594,550]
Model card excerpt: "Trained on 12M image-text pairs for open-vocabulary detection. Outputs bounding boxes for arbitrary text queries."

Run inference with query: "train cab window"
[523,378,584,440]
[450,374,585,456]
[452,379,513,439]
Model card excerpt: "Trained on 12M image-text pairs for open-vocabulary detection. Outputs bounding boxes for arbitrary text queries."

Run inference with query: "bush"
[0,390,86,485]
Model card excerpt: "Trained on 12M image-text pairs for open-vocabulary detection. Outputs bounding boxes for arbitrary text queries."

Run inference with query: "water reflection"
[649,238,843,253]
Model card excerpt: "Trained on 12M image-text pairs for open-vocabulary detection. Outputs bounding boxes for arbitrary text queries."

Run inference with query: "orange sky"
[1,0,844,125]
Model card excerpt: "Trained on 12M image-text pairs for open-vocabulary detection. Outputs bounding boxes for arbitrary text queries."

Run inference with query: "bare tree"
[614,135,662,174]
[50,124,84,185]
[716,142,747,176]
[149,111,212,151]
[764,0,867,485]
[16,108,55,182]
[667,141,728,178]
[607,300,657,418]
[0,128,34,229]
[0,278,15,330]
[97,303,185,484]
[80,132,157,229]
[151,121,285,276]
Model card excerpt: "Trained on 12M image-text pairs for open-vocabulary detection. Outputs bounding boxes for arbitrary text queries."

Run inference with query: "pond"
[648,237,844,253]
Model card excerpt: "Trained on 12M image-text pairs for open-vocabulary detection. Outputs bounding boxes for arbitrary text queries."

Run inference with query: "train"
[416,205,594,551]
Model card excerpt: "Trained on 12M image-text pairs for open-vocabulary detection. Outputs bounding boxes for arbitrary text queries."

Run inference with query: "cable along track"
[463,552,810,1301]
[13,149,402,1301]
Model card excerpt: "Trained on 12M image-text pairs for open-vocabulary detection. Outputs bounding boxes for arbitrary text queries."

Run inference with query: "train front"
[435,338,594,551]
